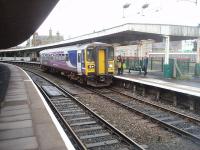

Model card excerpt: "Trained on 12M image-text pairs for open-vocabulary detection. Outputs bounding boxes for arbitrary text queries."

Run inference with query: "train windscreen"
[108,47,114,60]
[87,48,95,62]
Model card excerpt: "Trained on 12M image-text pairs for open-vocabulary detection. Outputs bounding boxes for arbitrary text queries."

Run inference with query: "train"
[40,42,115,87]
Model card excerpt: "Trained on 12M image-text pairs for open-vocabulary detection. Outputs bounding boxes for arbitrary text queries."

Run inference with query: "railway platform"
[114,70,200,111]
[0,63,74,150]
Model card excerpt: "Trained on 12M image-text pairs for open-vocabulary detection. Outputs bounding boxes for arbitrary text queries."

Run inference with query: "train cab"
[84,43,114,86]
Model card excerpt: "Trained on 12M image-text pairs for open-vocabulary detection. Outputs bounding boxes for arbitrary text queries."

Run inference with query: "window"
[78,53,81,62]
[87,48,95,61]
[108,47,114,60]
[66,54,69,61]
[62,54,65,60]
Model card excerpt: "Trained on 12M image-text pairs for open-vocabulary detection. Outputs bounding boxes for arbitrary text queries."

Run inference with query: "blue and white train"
[40,42,115,87]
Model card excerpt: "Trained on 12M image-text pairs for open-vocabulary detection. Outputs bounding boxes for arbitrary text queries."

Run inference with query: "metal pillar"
[31,51,37,61]
[195,38,200,76]
[197,38,200,63]
[164,35,170,64]
[138,41,143,59]
[163,35,173,78]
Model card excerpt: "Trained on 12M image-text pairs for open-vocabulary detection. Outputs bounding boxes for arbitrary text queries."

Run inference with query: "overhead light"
[142,3,149,9]
[123,3,131,8]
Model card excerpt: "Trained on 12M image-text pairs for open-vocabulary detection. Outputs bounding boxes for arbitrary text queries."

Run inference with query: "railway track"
[27,70,144,150]
[9,62,200,147]
[86,87,200,144]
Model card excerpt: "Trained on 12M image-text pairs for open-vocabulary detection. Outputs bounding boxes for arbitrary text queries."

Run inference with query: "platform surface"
[115,70,200,97]
[0,63,71,150]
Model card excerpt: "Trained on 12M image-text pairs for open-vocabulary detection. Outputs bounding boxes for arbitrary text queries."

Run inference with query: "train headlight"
[108,64,113,68]
[88,65,95,69]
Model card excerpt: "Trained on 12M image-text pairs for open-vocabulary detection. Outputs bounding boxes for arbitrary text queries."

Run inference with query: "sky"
[33,0,200,40]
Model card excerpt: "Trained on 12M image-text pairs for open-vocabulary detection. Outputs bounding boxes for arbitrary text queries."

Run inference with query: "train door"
[77,50,82,75]
[98,49,106,74]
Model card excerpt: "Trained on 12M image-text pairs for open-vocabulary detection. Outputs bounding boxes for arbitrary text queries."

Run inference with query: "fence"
[174,58,196,79]
[124,56,196,79]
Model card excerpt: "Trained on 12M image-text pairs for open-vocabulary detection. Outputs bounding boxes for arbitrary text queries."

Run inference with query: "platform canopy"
[0,23,200,52]
[0,0,59,49]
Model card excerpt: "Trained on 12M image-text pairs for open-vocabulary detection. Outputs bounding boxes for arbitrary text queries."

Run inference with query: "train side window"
[82,51,85,63]
[66,54,69,61]
[78,53,81,63]
[45,54,47,60]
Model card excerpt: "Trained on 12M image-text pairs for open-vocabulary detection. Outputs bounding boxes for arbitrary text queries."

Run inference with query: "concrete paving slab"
[25,82,46,109]
[9,75,22,78]
[8,84,24,89]
[5,94,27,101]
[46,146,68,150]
[6,91,26,96]
[7,89,26,94]
[8,82,24,86]
[8,81,24,84]
[0,108,30,117]
[3,100,27,107]
[10,75,21,77]
[9,75,20,77]
[8,85,25,89]
[31,108,52,124]
[35,123,66,150]
[0,114,31,122]
[10,74,21,77]
[0,120,32,130]
[8,80,23,83]
[8,81,24,85]
[5,95,28,102]
[9,79,23,82]
[0,127,34,140]
[0,136,38,150]
[2,104,28,111]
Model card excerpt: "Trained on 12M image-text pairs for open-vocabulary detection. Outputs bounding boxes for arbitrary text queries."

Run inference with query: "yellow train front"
[84,42,114,87]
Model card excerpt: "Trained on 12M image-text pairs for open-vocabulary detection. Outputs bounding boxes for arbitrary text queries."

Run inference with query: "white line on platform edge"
[19,67,75,150]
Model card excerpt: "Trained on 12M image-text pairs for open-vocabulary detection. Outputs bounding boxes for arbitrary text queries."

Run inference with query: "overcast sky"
[36,0,200,40]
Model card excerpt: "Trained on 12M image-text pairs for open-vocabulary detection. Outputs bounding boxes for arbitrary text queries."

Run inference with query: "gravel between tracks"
[76,93,199,150]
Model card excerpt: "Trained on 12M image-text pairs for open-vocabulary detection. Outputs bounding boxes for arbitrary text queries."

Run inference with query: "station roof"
[1,23,199,52]
[0,0,59,49]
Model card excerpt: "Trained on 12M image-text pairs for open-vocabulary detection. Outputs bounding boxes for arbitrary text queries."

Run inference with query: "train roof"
[40,42,113,54]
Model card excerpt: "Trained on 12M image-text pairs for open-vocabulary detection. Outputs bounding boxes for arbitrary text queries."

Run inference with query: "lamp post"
[123,3,131,18]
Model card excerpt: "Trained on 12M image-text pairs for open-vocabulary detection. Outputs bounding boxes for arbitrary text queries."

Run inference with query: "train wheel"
[79,77,86,85]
